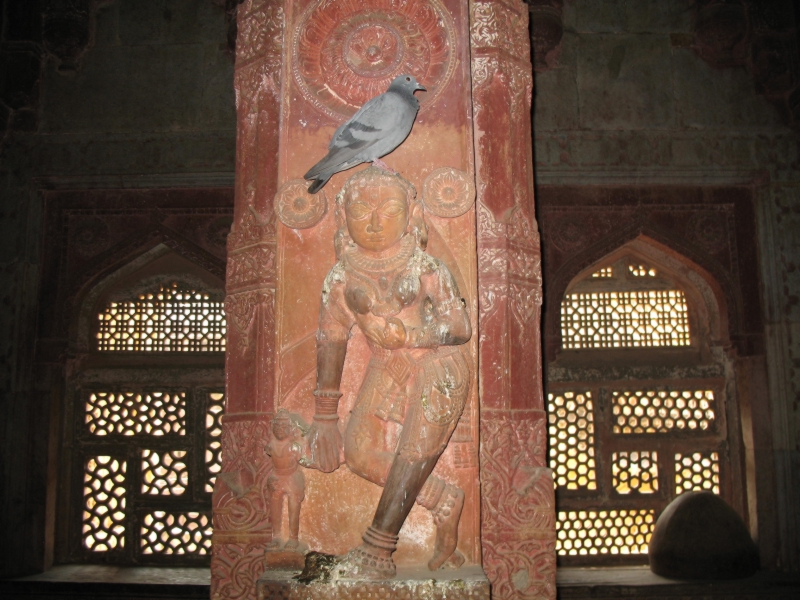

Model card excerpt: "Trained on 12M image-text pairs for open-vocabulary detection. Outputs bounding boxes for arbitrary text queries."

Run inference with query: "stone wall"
[532,0,800,571]
[0,0,235,577]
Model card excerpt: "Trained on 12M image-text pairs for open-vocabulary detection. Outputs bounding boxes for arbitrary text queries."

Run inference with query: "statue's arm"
[406,261,471,348]
[307,271,353,472]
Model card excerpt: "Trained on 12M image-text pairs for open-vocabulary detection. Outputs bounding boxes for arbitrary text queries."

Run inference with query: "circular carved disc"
[293,0,457,119]
[422,168,476,218]
[275,180,328,229]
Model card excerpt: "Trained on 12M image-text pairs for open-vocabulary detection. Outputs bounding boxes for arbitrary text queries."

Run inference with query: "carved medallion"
[422,167,476,218]
[274,179,327,229]
[293,0,456,119]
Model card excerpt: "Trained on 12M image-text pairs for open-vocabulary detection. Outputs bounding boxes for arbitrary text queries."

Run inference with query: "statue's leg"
[267,491,284,549]
[285,498,300,550]
[344,410,394,485]
[416,476,465,570]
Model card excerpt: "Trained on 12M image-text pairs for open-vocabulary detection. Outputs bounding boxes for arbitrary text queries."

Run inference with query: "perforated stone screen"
[85,391,186,436]
[612,390,716,434]
[97,283,225,352]
[612,451,659,494]
[556,509,656,555]
[82,456,127,552]
[204,392,224,493]
[561,290,690,349]
[548,391,597,490]
[676,451,720,494]
[140,511,213,555]
[141,450,189,496]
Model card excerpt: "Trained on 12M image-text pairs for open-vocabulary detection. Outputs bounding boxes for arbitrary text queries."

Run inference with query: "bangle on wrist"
[314,389,341,416]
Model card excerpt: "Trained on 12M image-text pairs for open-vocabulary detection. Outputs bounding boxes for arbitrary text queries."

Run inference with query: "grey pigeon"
[304,74,426,194]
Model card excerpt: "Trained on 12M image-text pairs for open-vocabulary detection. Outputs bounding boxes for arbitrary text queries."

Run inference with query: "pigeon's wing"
[305,93,409,179]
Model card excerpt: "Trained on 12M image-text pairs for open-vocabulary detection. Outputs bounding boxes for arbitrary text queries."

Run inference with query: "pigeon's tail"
[307,175,330,194]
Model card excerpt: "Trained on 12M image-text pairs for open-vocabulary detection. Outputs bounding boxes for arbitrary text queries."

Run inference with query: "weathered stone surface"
[257,565,490,600]
[649,492,759,580]
[577,33,676,130]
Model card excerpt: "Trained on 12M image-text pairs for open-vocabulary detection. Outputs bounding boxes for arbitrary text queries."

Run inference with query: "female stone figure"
[307,167,472,579]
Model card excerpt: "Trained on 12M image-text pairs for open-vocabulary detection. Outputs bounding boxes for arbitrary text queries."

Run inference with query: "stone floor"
[2,565,800,599]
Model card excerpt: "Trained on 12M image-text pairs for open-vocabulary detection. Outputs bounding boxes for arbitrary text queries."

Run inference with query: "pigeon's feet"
[372,158,397,174]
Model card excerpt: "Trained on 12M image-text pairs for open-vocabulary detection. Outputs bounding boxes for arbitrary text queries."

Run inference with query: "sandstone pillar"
[212,1,554,598]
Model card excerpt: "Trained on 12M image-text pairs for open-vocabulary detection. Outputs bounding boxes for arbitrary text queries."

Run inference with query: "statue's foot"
[266,537,283,550]
[334,544,396,580]
[428,485,465,571]
[284,538,299,552]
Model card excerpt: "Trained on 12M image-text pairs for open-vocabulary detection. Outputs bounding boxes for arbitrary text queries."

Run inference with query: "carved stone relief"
[275,180,328,229]
[292,0,457,118]
[422,167,476,218]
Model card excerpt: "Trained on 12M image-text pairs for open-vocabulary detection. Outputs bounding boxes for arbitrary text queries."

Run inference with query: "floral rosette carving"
[274,179,327,229]
[422,167,476,218]
[293,0,456,119]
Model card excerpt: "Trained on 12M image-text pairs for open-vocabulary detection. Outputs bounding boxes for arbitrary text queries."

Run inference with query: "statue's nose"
[366,210,383,233]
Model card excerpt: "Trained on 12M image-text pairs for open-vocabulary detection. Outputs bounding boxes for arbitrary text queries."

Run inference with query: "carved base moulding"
[257,565,490,600]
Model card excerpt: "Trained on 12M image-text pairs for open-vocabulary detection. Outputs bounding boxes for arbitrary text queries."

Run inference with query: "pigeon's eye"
[406,76,411,81]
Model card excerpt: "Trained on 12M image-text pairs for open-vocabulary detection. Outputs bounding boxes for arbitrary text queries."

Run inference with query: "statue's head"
[336,167,426,256]
[272,408,292,441]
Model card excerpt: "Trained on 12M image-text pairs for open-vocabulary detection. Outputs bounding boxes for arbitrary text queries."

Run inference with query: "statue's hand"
[358,314,407,349]
[307,417,343,473]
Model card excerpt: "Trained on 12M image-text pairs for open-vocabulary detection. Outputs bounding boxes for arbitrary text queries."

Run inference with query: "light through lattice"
[140,511,212,555]
[561,290,690,349]
[612,390,716,434]
[205,392,225,493]
[548,391,596,490]
[675,451,720,494]
[83,456,126,551]
[97,283,225,352]
[629,264,657,277]
[85,391,186,436]
[141,450,188,495]
[556,509,655,555]
[592,267,613,278]
[612,451,659,494]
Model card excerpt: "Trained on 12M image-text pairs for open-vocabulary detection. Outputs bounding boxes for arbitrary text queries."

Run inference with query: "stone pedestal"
[257,566,490,600]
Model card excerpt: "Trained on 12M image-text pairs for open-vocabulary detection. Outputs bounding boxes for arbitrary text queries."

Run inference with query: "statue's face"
[272,420,291,441]
[345,183,409,253]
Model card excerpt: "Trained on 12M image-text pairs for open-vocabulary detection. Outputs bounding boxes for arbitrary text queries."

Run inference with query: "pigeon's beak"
[415,83,427,92]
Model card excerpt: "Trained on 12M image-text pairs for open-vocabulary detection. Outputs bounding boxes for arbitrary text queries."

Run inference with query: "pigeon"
[304,74,426,194]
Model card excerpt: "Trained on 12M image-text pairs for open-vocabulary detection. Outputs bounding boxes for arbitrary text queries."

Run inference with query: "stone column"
[471,1,556,598]
[211,1,284,599]
[212,1,555,598]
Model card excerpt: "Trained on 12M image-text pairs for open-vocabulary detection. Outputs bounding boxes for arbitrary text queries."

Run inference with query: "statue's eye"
[380,201,405,217]
[347,203,371,219]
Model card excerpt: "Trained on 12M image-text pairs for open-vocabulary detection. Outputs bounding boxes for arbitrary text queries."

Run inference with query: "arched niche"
[72,244,225,355]
[548,235,731,366]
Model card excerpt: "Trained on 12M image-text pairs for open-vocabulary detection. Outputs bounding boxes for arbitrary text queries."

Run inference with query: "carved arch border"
[72,242,226,354]
[545,226,739,359]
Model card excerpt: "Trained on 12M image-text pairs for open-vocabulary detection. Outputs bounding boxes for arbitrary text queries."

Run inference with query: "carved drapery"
[211,1,284,598]
[471,1,555,598]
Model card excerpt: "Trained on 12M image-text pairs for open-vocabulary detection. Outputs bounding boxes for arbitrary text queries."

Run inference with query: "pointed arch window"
[65,252,227,566]
[547,246,734,564]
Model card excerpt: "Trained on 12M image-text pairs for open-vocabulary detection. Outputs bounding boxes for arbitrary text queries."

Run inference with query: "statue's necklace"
[345,235,416,316]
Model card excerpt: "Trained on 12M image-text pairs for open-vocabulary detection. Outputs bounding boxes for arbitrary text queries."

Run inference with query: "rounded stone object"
[649,491,759,580]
